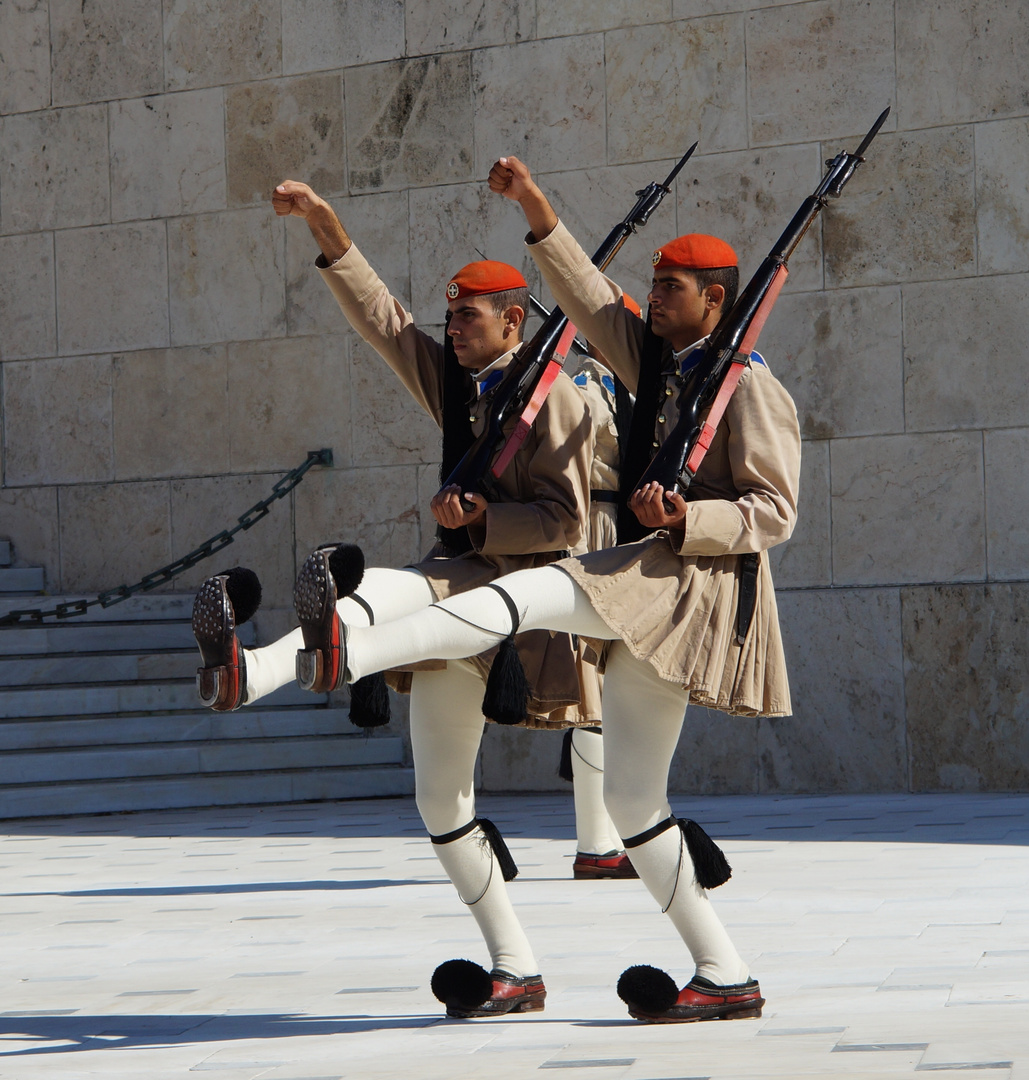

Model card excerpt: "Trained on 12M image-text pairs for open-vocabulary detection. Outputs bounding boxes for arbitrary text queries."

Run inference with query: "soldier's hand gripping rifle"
[442,143,698,508]
[634,107,890,507]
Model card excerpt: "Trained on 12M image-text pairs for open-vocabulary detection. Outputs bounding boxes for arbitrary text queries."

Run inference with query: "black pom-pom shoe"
[617,965,764,1023]
[192,568,262,711]
[431,959,546,1019]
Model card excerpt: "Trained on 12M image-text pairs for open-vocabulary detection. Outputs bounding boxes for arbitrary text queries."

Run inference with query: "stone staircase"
[0,540,413,819]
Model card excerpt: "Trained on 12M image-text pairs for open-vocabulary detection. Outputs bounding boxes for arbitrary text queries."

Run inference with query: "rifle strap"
[490,321,579,479]
[683,263,789,479]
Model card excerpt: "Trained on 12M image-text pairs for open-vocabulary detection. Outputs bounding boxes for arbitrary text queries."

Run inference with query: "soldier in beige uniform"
[192,180,600,1019]
[286,159,801,1022]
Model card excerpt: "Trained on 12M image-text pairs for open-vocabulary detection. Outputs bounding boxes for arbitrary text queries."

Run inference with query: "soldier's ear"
[705,283,725,310]
[504,305,525,333]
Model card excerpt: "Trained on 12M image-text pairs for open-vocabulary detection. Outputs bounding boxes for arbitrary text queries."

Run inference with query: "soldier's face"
[648,269,716,351]
[446,295,516,371]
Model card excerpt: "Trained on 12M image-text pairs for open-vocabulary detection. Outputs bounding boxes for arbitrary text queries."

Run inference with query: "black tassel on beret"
[480,584,530,726]
[348,672,391,728]
[430,958,494,1010]
[476,817,518,882]
[616,964,679,1013]
[680,818,733,890]
[219,566,262,625]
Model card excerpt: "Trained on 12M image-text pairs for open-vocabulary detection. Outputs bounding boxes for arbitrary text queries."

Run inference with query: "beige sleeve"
[317,243,445,423]
[526,221,646,395]
[468,374,593,557]
[677,365,801,556]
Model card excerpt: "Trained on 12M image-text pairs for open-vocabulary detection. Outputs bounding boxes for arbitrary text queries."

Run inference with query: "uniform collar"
[473,347,519,397]
[671,336,709,375]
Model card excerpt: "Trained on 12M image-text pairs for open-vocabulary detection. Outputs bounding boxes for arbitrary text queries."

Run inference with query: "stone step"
[0,706,366,751]
[0,678,323,718]
[0,592,196,621]
[0,567,45,594]
[0,649,198,687]
[0,763,415,820]
[0,733,404,786]
[0,619,251,656]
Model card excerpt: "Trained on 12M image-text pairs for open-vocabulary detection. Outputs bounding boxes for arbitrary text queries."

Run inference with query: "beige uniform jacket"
[318,243,597,726]
[528,222,802,717]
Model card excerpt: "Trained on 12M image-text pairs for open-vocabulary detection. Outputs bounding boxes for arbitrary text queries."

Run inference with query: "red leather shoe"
[619,966,764,1023]
[193,572,257,711]
[446,971,546,1019]
[573,851,639,879]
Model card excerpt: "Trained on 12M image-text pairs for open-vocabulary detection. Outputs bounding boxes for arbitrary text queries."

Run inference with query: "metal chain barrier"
[0,449,333,628]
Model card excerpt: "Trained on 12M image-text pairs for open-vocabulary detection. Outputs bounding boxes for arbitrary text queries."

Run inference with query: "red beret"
[446,261,527,301]
[652,234,737,271]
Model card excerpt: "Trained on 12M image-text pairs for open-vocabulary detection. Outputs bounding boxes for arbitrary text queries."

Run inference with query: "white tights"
[345,565,750,985]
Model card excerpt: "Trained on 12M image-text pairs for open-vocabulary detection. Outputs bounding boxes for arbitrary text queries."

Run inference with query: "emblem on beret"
[652,250,662,266]
[446,281,460,299]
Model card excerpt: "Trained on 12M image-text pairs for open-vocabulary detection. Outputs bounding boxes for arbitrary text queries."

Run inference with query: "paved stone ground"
[2,792,1028,1079]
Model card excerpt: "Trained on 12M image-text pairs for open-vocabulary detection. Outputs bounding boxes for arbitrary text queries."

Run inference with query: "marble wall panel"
[226,75,344,209]
[605,17,746,162]
[767,440,831,589]
[670,708,760,794]
[349,339,441,468]
[345,54,473,193]
[674,0,793,12]
[283,0,404,74]
[110,90,226,221]
[227,335,348,473]
[984,429,1029,582]
[473,36,605,176]
[170,474,297,608]
[764,588,907,792]
[408,184,540,326]
[677,143,824,291]
[1,106,109,234]
[903,274,1029,432]
[167,208,285,346]
[0,487,58,586]
[112,345,229,480]
[49,0,162,106]
[538,0,669,35]
[0,0,50,114]
[746,0,896,147]
[975,117,1029,276]
[164,0,280,92]
[293,465,422,571]
[407,0,534,54]
[822,127,976,288]
[55,222,170,355]
[3,355,113,486]
[285,190,410,337]
[479,725,565,793]
[761,286,904,440]
[538,160,682,309]
[416,461,442,556]
[897,0,1029,129]
[57,481,171,593]
[0,233,55,361]
[903,583,1029,791]
[830,432,986,587]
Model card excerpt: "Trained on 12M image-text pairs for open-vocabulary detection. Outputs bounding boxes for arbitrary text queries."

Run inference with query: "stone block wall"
[1,0,1026,793]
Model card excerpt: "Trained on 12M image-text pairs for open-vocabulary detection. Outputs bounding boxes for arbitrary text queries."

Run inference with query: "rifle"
[634,107,890,506]
[442,143,698,507]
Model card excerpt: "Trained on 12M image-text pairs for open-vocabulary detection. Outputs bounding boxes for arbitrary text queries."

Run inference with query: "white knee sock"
[244,567,435,703]
[432,824,538,979]
[625,823,749,986]
[571,728,623,856]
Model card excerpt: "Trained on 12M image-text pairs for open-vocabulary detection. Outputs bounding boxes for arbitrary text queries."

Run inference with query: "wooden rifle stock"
[635,107,890,506]
[441,142,698,508]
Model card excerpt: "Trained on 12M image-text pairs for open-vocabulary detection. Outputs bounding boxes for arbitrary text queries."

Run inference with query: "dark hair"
[486,286,530,323]
[691,266,739,318]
